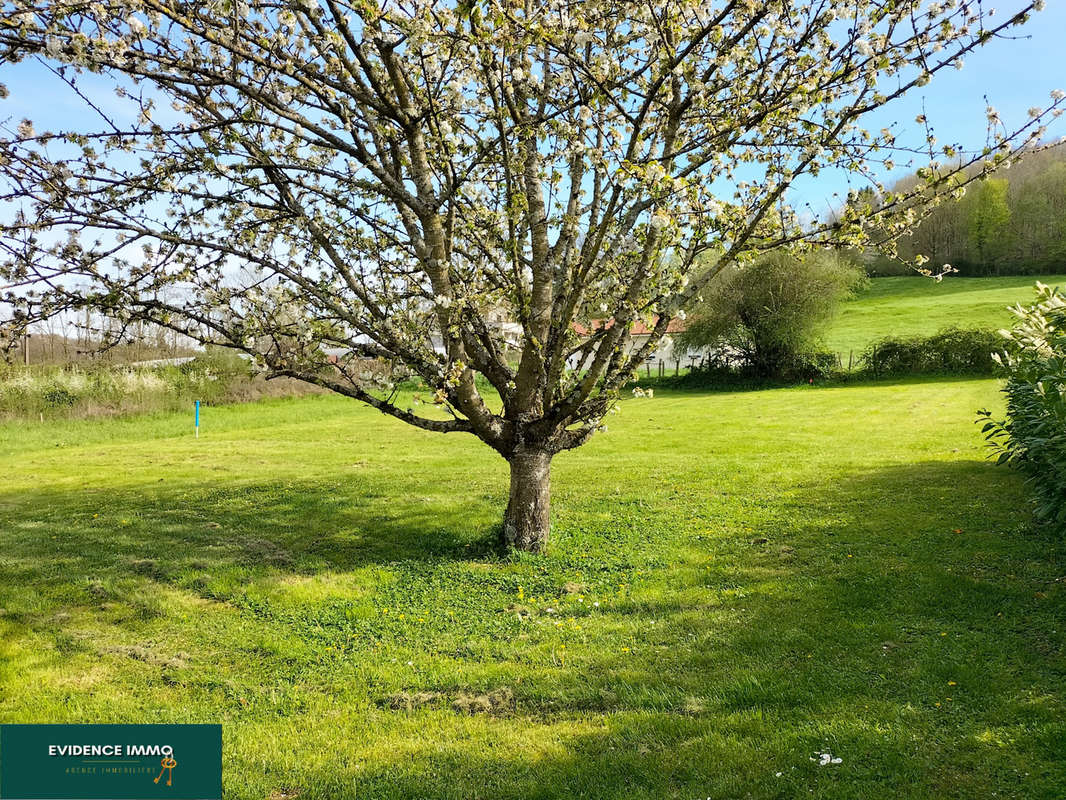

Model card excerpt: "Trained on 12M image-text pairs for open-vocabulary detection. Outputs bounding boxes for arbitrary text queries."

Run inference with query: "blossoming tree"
[0,0,1060,550]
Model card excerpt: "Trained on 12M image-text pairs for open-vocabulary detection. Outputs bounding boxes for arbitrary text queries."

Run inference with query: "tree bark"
[502,445,552,552]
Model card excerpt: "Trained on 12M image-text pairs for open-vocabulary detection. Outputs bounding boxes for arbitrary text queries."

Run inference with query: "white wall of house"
[625,334,683,367]
[568,334,689,371]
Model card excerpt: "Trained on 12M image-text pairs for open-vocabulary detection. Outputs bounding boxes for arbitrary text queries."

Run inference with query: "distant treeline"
[863,144,1066,277]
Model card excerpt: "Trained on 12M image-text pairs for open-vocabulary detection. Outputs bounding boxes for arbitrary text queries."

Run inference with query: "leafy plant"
[679,250,865,379]
[42,385,78,407]
[978,282,1066,528]
[862,328,1001,376]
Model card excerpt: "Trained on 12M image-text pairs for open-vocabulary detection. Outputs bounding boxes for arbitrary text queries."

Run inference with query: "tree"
[874,142,1066,275]
[894,173,967,268]
[964,177,1012,272]
[0,0,1060,551]
[1010,157,1066,270]
[677,250,865,377]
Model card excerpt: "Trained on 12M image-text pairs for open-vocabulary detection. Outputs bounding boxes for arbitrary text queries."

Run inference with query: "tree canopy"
[881,144,1066,275]
[0,0,1060,549]
[677,250,865,377]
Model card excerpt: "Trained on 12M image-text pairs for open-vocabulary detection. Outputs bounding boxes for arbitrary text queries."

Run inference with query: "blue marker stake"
[195,400,200,438]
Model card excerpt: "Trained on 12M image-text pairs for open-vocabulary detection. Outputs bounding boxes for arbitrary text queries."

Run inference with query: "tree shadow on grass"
[245,459,1065,800]
[2,459,1064,799]
[0,473,506,621]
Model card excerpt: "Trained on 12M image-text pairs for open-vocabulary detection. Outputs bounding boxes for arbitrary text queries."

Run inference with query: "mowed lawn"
[1,380,1064,799]
[826,274,1066,356]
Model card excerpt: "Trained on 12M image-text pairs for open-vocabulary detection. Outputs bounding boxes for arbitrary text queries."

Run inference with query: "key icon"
[154,756,177,787]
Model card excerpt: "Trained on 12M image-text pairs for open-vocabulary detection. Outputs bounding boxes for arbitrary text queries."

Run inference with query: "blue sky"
[1,3,1063,216]
[790,2,1066,212]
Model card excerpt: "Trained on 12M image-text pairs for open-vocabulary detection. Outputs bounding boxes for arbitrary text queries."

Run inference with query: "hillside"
[825,274,1066,357]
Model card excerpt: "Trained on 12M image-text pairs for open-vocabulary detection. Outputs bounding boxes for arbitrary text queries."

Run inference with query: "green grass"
[826,274,1066,356]
[1,382,1064,799]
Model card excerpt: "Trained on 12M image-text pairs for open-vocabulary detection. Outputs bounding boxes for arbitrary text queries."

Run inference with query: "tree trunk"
[502,445,551,552]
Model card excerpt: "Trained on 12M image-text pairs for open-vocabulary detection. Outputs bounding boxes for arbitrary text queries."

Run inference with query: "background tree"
[1008,157,1066,269]
[874,142,1066,276]
[677,250,866,377]
[964,177,1012,272]
[894,173,967,269]
[0,0,1060,551]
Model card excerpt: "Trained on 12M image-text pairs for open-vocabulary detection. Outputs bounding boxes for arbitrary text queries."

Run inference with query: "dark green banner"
[0,725,221,800]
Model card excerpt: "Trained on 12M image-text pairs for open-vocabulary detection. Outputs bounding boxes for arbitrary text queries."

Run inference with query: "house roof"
[572,315,687,337]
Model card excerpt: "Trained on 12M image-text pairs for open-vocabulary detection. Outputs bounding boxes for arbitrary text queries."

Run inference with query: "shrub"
[179,346,254,401]
[788,351,842,380]
[861,328,1001,376]
[42,385,78,407]
[978,282,1066,529]
[679,249,866,378]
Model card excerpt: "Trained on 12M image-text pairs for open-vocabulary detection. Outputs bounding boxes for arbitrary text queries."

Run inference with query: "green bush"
[978,282,1066,528]
[679,249,865,379]
[861,328,1000,376]
[180,346,253,387]
[42,385,78,407]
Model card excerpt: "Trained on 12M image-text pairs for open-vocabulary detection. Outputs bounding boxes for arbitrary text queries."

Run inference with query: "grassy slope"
[0,384,1064,799]
[825,274,1066,356]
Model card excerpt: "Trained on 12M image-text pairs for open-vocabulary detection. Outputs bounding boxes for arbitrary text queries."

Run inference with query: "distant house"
[570,316,687,370]
[428,306,522,355]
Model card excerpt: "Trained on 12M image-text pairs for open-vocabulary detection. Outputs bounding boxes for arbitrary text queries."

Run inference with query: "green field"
[825,274,1066,356]
[2,381,1064,799]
